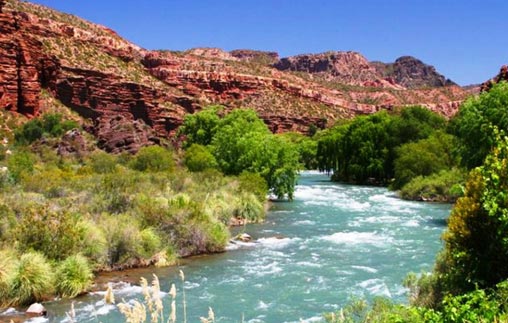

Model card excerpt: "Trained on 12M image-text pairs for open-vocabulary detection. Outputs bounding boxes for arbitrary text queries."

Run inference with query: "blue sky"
[28,0,508,85]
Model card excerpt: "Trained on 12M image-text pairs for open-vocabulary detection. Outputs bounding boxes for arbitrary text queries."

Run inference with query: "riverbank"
[22,172,451,323]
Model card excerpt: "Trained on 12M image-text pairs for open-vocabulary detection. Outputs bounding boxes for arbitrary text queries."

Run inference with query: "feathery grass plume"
[152,274,163,323]
[8,251,54,306]
[65,301,76,323]
[0,249,17,304]
[118,299,146,323]
[140,277,153,314]
[169,283,176,299]
[199,307,216,323]
[169,300,176,323]
[56,254,94,298]
[104,283,115,304]
[179,270,187,323]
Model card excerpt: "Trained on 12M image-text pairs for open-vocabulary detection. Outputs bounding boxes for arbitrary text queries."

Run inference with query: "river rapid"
[34,171,451,323]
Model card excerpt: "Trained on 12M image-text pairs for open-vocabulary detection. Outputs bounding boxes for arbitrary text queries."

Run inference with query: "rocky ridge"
[481,65,508,92]
[0,0,471,152]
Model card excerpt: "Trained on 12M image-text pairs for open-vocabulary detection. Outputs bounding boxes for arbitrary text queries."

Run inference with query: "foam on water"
[352,265,378,273]
[357,278,392,297]
[258,237,299,249]
[321,231,393,247]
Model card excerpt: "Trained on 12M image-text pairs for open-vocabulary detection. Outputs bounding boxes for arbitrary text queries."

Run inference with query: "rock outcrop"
[481,65,508,92]
[230,49,279,64]
[274,51,403,89]
[372,56,456,89]
[0,0,473,153]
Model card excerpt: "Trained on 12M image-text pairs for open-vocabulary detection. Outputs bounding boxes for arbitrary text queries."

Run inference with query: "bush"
[14,113,77,145]
[399,168,465,202]
[233,192,265,222]
[138,228,162,259]
[88,150,118,174]
[184,144,218,172]
[100,214,144,265]
[9,251,54,306]
[7,150,35,183]
[237,171,268,203]
[56,254,93,298]
[14,205,86,261]
[129,145,174,172]
[76,220,108,266]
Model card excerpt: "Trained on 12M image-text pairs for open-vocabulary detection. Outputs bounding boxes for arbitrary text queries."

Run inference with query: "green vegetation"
[179,108,300,200]
[0,110,290,305]
[450,81,508,169]
[325,82,508,322]
[316,106,461,200]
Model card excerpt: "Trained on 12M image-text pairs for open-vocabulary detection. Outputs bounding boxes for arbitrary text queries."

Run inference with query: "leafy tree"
[392,131,457,190]
[450,81,508,169]
[177,106,222,147]
[317,107,447,185]
[211,109,300,199]
[434,131,508,298]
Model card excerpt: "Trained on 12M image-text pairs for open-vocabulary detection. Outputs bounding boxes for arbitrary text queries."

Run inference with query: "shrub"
[129,145,174,172]
[56,254,93,298]
[14,113,78,145]
[237,171,268,203]
[138,227,162,259]
[100,214,144,265]
[14,205,85,261]
[9,251,54,306]
[77,220,108,266]
[399,168,465,202]
[233,192,265,223]
[184,144,218,172]
[6,150,35,183]
[88,150,118,174]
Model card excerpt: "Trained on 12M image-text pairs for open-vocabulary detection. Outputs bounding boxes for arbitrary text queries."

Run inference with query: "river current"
[37,171,451,323]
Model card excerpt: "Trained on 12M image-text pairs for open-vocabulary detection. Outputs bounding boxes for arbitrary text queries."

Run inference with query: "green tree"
[435,131,508,298]
[392,131,457,190]
[450,82,508,169]
[178,106,222,147]
[317,107,447,185]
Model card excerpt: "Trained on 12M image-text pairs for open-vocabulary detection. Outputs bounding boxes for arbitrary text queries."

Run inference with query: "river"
[37,171,451,323]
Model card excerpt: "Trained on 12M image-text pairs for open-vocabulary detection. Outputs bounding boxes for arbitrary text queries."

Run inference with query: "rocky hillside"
[372,56,456,89]
[0,0,470,152]
[481,65,508,92]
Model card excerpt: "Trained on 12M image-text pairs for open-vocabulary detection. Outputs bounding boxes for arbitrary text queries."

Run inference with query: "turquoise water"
[39,171,451,323]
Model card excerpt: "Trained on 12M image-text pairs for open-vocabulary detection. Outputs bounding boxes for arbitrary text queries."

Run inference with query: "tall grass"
[56,254,94,298]
[8,251,54,306]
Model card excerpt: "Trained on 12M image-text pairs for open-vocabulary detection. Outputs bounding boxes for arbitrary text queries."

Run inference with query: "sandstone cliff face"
[372,56,456,89]
[0,7,42,115]
[0,0,472,153]
[274,51,403,89]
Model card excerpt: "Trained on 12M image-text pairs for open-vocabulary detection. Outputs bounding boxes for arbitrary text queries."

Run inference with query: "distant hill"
[0,0,470,152]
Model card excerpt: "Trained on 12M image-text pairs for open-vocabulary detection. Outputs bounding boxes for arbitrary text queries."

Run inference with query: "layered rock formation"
[0,0,472,152]
[372,56,456,89]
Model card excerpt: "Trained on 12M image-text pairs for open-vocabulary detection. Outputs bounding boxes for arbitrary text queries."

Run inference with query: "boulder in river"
[26,303,47,316]
[234,233,252,242]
